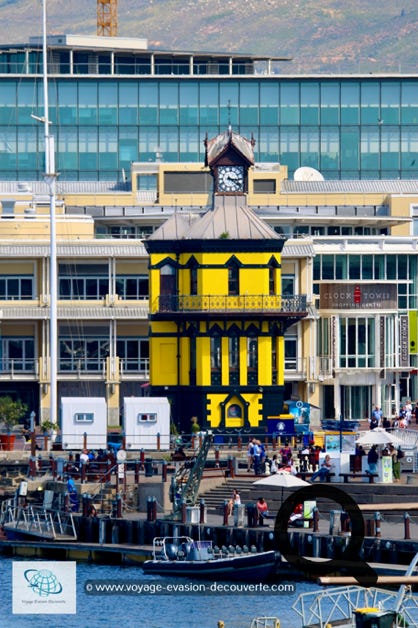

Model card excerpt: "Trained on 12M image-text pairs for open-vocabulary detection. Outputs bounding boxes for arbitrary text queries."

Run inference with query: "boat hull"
[143,550,278,581]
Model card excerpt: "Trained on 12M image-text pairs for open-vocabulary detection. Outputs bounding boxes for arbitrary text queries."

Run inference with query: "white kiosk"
[123,397,170,450]
[361,454,393,483]
[323,432,355,482]
[61,397,107,450]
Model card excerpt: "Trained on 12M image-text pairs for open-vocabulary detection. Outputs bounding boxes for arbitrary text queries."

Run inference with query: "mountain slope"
[1,0,417,73]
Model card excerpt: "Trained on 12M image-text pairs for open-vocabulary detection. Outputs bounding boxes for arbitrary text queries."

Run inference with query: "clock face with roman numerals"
[217,165,245,192]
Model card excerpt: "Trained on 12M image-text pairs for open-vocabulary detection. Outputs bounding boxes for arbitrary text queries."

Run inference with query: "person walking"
[405,400,412,425]
[247,439,255,472]
[252,440,262,475]
[366,445,379,475]
[369,406,382,430]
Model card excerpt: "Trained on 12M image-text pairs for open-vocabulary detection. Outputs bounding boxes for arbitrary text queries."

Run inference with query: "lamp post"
[30,411,36,457]
[30,411,36,432]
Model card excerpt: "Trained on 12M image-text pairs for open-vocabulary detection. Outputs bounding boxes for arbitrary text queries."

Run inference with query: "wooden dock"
[0,538,153,564]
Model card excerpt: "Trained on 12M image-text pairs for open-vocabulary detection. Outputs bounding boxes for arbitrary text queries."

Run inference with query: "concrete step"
[198,475,418,515]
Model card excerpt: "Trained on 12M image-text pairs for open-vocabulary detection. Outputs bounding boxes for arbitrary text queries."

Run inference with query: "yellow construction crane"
[97,0,118,37]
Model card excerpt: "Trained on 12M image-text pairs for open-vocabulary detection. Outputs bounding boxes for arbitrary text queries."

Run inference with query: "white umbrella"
[253,471,309,505]
[356,428,402,446]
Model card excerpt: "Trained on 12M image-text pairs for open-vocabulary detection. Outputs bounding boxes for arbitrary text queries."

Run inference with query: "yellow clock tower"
[145,128,307,432]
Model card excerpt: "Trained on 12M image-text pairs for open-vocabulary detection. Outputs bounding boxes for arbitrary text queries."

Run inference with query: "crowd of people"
[60,448,118,484]
[369,401,418,430]
[247,438,302,476]
[244,401,410,486]
[246,437,326,477]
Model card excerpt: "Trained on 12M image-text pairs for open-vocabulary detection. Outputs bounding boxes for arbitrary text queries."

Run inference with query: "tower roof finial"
[227,100,232,136]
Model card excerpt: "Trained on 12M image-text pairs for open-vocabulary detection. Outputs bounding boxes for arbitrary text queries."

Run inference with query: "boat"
[142,536,278,581]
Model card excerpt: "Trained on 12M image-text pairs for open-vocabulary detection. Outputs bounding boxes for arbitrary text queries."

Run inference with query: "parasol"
[356,427,402,446]
[253,471,309,505]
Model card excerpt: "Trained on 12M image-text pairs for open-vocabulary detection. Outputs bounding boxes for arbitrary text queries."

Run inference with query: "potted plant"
[0,396,28,451]
[191,417,200,434]
[40,420,59,434]
[40,420,59,449]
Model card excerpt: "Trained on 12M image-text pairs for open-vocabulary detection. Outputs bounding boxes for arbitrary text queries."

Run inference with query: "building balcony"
[0,359,38,380]
[284,357,307,380]
[152,294,307,319]
[0,301,149,321]
[119,358,150,379]
[58,358,149,381]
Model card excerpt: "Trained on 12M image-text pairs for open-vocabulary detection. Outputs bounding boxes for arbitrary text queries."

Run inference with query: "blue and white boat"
[143,536,278,581]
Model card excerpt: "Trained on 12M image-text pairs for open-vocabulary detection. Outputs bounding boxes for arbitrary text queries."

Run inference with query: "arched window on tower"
[268,257,280,296]
[190,265,198,296]
[159,263,176,311]
[227,259,240,296]
[269,263,276,295]
[210,336,221,385]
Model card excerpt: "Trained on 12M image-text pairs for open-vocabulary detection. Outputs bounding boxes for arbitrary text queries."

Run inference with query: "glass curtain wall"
[2,77,417,180]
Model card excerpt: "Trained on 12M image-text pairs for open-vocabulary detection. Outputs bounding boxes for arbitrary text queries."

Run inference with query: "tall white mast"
[42,0,57,425]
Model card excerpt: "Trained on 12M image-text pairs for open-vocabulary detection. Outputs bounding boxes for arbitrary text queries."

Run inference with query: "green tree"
[0,396,28,432]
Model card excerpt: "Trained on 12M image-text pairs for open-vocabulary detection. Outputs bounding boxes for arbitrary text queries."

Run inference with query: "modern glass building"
[0,34,417,181]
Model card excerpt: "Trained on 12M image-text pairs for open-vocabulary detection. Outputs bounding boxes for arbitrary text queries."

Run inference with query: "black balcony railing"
[155,294,307,314]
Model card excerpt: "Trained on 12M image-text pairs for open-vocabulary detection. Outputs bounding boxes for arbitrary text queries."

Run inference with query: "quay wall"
[2,515,416,570]
[76,517,418,567]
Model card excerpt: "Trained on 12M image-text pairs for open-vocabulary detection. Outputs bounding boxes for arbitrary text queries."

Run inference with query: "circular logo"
[24,569,63,597]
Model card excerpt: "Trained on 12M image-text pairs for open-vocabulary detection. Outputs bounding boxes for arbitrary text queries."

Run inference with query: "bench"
[297,472,335,482]
[339,472,378,484]
[358,502,418,511]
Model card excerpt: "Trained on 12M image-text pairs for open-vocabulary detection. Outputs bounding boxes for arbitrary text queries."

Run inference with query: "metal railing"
[58,358,149,375]
[119,357,149,374]
[58,358,106,373]
[317,355,333,378]
[293,585,418,628]
[0,359,37,374]
[155,294,307,314]
[2,504,77,540]
[284,356,307,375]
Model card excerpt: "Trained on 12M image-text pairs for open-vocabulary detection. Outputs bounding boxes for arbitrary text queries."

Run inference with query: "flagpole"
[42,0,57,426]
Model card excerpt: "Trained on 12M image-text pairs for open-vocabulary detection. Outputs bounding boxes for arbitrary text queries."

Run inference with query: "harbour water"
[0,556,320,628]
